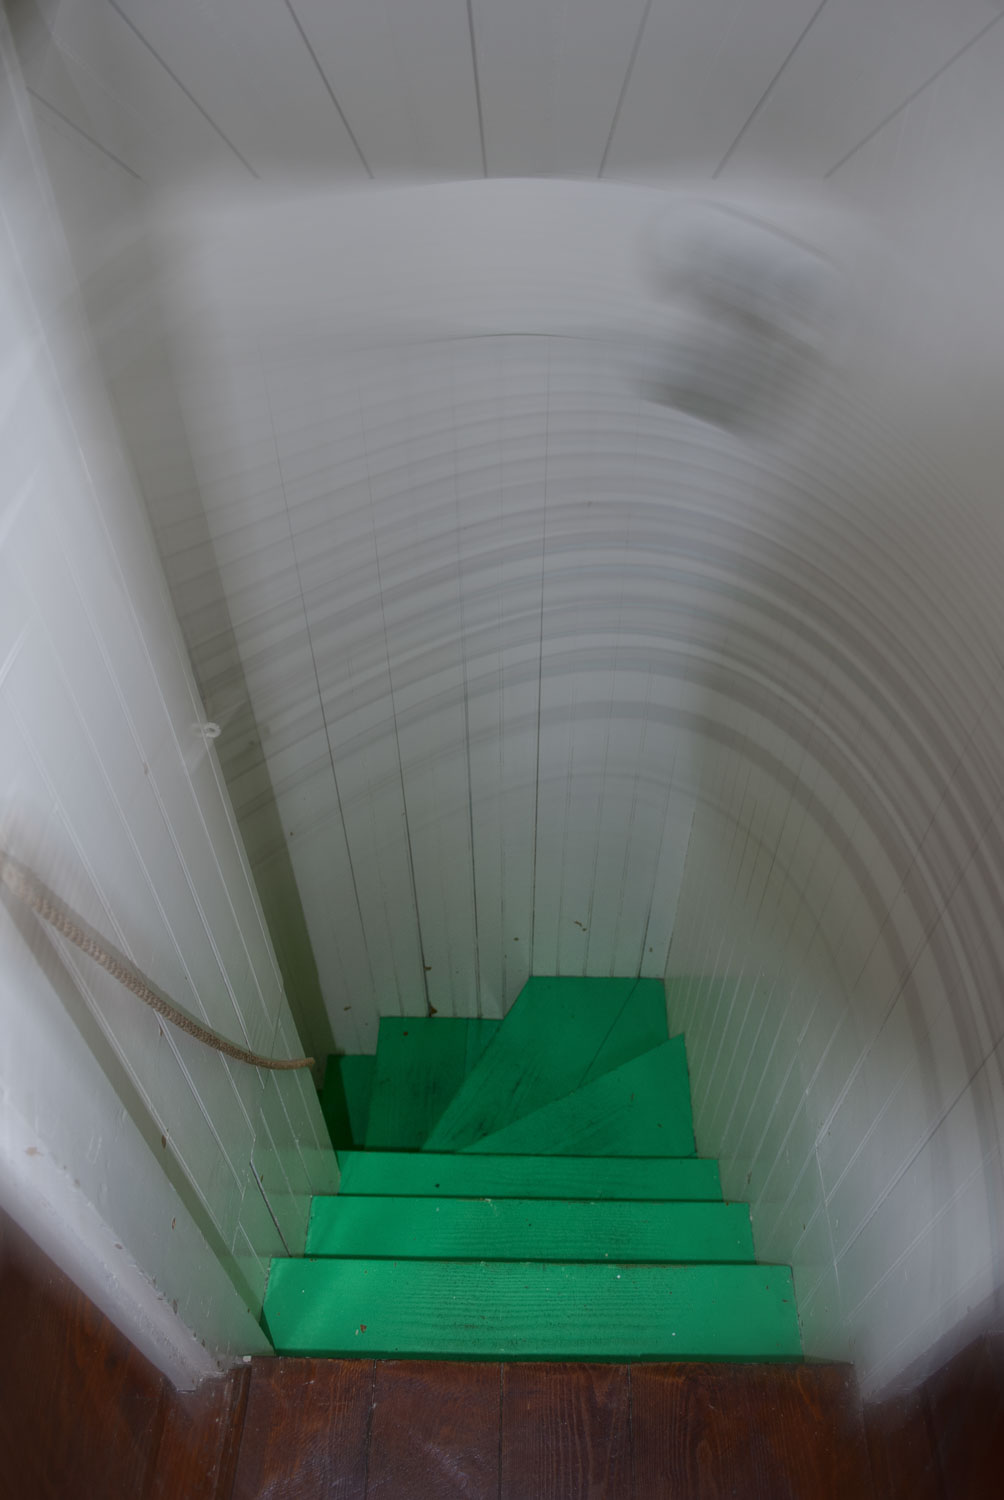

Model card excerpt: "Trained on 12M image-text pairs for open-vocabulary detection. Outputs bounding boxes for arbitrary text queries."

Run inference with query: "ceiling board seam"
[105,0,259,178]
[598,0,655,179]
[712,0,831,180]
[282,0,373,179]
[27,85,144,181]
[824,10,1004,180]
[466,0,487,177]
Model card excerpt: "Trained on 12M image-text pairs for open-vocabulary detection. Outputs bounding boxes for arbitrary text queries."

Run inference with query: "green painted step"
[424,977,666,1152]
[465,1037,695,1157]
[334,1151,722,1201]
[306,1196,754,1263]
[264,1258,801,1361]
[580,977,668,1084]
[319,1055,375,1150]
[365,1017,500,1149]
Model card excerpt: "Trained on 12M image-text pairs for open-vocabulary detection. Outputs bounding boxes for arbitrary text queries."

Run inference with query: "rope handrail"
[1,851,314,1072]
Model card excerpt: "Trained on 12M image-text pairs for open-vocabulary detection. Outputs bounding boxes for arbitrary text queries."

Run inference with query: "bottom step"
[264,1258,800,1361]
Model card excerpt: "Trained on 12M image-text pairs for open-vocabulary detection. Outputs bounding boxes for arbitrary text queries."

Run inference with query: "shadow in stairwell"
[866,1329,1004,1499]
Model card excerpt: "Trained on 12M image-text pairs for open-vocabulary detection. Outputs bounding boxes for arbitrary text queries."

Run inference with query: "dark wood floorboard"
[923,1333,1004,1500]
[368,1360,500,1499]
[864,1389,942,1500]
[230,1357,374,1500]
[501,1362,632,1500]
[0,1213,165,1500]
[7,1207,1004,1499]
[632,1362,875,1500]
[0,1210,244,1500]
[148,1367,250,1500]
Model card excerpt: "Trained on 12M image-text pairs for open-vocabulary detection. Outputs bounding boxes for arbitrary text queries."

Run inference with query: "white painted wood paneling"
[49,151,1004,1401]
[0,30,333,1383]
[290,0,483,177]
[12,0,1004,193]
[720,0,1000,178]
[472,0,649,176]
[107,0,369,177]
[25,0,244,184]
[601,0,823,177]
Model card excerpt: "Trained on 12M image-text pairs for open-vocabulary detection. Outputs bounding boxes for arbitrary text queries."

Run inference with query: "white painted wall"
[17,30,1004,1390]
[671,18,1004,1396]
[92,178,1003,1396]
[8,0,1004,1404]
[86,180,723,1053]
[0,24,336,1387]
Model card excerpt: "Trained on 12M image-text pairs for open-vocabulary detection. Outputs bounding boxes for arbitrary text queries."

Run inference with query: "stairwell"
[267,977,800,1362]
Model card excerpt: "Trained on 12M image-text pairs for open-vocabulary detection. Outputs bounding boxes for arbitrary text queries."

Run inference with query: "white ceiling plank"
[108,0,369,177]
[291,0,483,178]
[720,0,1000,179]
[602,0,823,179]
[472,0,651,177]
[24,4,241,183]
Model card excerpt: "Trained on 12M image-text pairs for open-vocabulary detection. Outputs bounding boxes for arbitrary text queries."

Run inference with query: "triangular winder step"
[279,976,802,1362]
[366,1016,499,1149]
[462,1036,695,1157]
[424,977,668,1152]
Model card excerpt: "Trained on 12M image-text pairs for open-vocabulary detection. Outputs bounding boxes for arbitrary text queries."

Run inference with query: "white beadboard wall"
[0,29,335,1386]
[671,17,1004,1396]
[40,158,1004,1396]
[95,181,722,1055]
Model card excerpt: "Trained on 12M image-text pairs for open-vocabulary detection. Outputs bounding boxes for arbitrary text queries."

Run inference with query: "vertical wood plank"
[632,1362,875,1500]
[501,1362,632,1500]
[230,1357,373,1500]
[367,1360,501,1499]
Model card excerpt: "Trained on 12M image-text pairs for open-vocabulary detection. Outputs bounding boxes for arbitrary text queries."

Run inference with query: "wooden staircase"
[263,977,801,1362]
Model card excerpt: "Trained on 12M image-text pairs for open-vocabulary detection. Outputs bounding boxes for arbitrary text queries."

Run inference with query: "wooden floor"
[232,1356,872,1498]
[3,1209,1003,1498]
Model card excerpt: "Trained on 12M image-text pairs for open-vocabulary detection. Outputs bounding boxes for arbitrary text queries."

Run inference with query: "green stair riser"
[334,1151,722,1201]
[306,1196,754,1263]
[365,1017,499,1149]
[579,977,669,1084]
[264,1258,801,1361]
[424,977,662,1152]
[319,1055,375,1150]
[465,1036,695,1157]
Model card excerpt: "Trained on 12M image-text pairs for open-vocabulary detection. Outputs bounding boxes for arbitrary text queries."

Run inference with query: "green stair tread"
[334,1152,722,1201]
[423,977,653,1152]
[319,1055,374,1150]
[580,978,668,1085]
[365,1017,499,1149]
[263,1258,801,1360]
[465,1017,500,1074]
[306,1196,754,1262]
[464,1037,695,1157]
